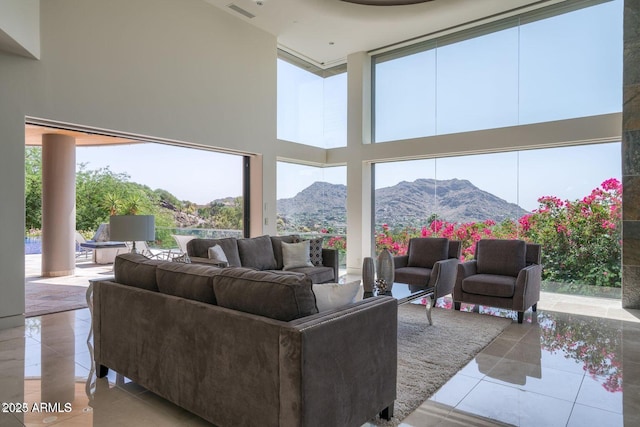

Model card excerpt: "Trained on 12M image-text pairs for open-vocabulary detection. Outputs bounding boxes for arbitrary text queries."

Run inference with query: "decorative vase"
[362,257,375,296]
[376,248,394,291]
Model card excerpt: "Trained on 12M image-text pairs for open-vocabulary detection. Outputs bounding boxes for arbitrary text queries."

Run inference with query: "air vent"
[228,4,256,19]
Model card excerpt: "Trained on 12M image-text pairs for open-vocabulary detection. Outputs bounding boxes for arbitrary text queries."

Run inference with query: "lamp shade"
[109,215,155,242]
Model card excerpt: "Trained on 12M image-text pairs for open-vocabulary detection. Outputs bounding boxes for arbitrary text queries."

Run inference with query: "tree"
[25,147,42,231]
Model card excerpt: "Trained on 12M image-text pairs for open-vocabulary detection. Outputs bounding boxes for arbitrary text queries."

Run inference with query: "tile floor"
[4,257,639,426]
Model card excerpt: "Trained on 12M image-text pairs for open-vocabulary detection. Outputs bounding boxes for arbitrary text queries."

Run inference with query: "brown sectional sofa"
[92,253,397,427]
[186,234,339,284]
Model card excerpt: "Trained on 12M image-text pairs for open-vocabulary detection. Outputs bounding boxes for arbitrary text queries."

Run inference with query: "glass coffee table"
[364,283,435,325]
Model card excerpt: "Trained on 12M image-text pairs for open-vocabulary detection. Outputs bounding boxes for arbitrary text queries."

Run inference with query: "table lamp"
[109,215,155,254]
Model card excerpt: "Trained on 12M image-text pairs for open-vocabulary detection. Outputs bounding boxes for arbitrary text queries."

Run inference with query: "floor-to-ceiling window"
[276,161,347,266]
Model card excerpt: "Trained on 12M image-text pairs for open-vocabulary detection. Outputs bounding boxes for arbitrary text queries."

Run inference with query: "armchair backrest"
[475,239,527,277]
[526,243,542,265]
[405,238,461,268]
[407,237,449,269]
[449,240,462,259]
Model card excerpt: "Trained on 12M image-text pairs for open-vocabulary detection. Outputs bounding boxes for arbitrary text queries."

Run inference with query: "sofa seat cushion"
[114,253,164,291]
[156,262,222,304]
[213,268,318,321]
[407,238,449,269]
[285,265,335,284]
[462,274,516,298]
[394,266,432,287]
[476,239,526,277]
[237,235,277,270]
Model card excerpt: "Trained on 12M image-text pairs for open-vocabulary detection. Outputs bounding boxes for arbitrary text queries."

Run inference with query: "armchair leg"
[532,303,537,312]
[454,302,461,311]
[380,403,394,420]
[517,311,524,324]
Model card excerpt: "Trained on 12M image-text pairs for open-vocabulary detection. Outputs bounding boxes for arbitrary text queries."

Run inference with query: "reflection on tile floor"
[1,302,640,426]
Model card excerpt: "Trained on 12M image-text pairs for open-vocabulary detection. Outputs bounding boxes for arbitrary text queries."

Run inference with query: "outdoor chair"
[172,234,196,255]
[453,239,542,323]
[75,231,93,259]
[393,238,462,306]
[125,241,166,260]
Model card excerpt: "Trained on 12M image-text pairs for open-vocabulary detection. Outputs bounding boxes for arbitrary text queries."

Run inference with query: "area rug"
[372,304,512,426]
[25,283,89,317]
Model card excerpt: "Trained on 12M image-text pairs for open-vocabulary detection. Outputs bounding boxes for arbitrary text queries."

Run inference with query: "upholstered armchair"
[393,238,462,306]
[453,239,542,323]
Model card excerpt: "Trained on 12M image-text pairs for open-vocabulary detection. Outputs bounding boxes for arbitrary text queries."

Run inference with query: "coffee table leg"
[425,295,433,325]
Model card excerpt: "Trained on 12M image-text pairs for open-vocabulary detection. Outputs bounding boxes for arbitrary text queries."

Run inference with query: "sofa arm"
[429,258,459,299]
[393,255,409,269]
[453,260,477,301]
[281,297,397,426]
[321,248,339,282]
[513,264,542,312]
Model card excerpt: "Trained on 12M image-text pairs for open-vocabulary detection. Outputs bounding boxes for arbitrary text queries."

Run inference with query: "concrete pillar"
[41,134,76,277]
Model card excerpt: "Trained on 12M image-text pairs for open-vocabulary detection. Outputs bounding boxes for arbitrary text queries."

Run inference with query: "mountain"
[277,178,528,230]
[277,182,348,230]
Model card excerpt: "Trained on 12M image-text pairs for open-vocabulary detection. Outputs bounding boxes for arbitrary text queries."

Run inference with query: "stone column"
[622,0,640,308]
[41,134,76,277]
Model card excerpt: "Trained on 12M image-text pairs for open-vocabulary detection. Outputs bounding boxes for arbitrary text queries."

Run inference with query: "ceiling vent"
[228,4,256,19]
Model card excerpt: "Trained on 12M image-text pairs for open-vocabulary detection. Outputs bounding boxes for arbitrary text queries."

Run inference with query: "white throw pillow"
[282,240,313,270]
[207,244,228,263]
[312,280,362,312]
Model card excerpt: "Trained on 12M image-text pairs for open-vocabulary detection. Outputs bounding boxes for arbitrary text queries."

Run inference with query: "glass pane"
[374,160,437,254]
[374,49,436,142]
[323,72,348,148]
[277,59,347,148]
[518,142,622,289]
[277,59,324,146]
[518,143,621,212]
[519,0,623,124]
[436,27,519,135]
[276,162,347,264]
[434,152,520,223]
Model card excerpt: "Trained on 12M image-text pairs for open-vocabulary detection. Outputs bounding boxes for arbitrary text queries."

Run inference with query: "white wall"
[0,0,277,329]
[0,0,40,59]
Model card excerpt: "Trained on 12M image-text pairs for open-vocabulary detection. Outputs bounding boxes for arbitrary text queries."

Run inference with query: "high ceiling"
[204,0,553,68]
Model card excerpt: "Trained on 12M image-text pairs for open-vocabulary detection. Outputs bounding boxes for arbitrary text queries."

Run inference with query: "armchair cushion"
[407,238,449,269]
[462,274,516,298]
[394,267,432,287]
[476,239,526,277]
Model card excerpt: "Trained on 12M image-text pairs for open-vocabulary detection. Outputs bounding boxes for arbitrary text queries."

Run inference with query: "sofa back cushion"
[213,268,318,321]
[476,239,526,277]
[114,253,163,291]
[187,238,241,267]
[407,238,449,269]
[237,235,277,270]
[156,262,221,304]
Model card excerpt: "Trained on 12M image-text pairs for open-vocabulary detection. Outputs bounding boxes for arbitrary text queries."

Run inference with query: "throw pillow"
[307,237,324,266]
[312,280,362,312]
[207,244,229,264]
[282,240,313,270]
